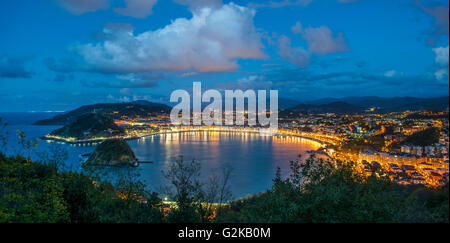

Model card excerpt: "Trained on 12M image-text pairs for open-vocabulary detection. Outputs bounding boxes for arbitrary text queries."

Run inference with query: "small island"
[84,139,138,167]
[45,113,126,142]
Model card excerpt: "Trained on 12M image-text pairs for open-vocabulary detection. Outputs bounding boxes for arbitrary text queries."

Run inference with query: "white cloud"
[55,0,109,15]
[433,46,449,81]
[77,3,265,73]
[384,70,397,78]
[107,93,152,102]
[114,0,158,18]
[433,46,449,66]
[435,69,448,81]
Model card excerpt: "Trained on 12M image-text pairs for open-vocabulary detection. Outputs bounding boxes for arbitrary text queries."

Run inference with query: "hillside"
[287,101,364,115]
[49,113,125,140]
[392,127,441,148]
[84,139,137,167]
[34,100,171,125]
[306,96,449,112]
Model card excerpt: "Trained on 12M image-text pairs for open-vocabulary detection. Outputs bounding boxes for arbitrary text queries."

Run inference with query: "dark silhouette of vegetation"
[401,127,440,146]
[34,101,171,125]
[389,127,441,150]
[50,113,125,140]
[162,156,233,223]
[0,118,9,154]
[340,135,386,152]
[84,139,137,167]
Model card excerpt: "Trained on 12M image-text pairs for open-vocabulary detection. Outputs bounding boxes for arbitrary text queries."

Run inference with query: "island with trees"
[44,113,126,142]
[84,139,138,167]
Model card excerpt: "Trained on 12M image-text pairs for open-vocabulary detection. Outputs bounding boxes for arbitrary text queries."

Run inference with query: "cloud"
[302,25,350,55]
[81,73,162,88]
[384,70,401,78]
[249,0,312,9]
[120,88,131,94]
[214,75,273,90]
[278,35,310,67]
[76,3,265,73]
[278,23,349,67]
[257,66,448,100]
[44,57,80,73]
[106,94,153,103]
[54,74,75,82]
[434,68,448,81]
[115,73,161,88]
[249,0,360,8]
[54,0,109,15]
[433,46,449,66]
[236,75,273,89]
[432,46,449,81]
[55,0,157,18]
[337,0,361,3]
[416,0,449,45]
[114,0,158,18]
[174,0,223,10]
[291,22,303,34]
[104,23,135,31]
[0,55,32,79]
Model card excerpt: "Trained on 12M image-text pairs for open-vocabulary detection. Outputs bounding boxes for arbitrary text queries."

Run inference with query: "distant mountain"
[277,98,301,110]
[130,100,171,107]
[34,100,171,125]
[287,101,364,115]
[192,97,299,110]
[306,96,449,112]
[49,113,126,140]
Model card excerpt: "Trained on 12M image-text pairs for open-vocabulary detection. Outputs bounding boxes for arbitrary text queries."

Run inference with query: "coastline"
[39,127,333,147]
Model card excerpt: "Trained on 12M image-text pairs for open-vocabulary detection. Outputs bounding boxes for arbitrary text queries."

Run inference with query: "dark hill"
[289,101,364,114]
[34,101,171,125]
[49,113,125,140]
[307,96,449,112]
[84,139,137,167]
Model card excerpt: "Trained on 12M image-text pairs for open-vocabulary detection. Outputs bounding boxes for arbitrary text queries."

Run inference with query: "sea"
[0,112,321,198]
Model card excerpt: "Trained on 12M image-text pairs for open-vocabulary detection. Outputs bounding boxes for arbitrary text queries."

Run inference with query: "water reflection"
[3,123,323,199]
[129,131,322,198]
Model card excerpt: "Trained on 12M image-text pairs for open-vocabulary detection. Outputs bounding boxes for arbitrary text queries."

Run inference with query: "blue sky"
[0,0,448,112]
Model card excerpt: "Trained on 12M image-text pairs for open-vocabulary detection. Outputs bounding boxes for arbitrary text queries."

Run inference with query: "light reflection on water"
[129,131,322,198]
[2,116,322,198]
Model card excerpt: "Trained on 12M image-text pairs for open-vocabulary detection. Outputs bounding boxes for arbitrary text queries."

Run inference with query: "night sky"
[0,0,448,112]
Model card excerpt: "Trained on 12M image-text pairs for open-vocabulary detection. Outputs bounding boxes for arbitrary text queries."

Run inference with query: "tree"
[0,118,9,154]
[163,156,234,223]
[16,130,38,163]
[37,143,69,172]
